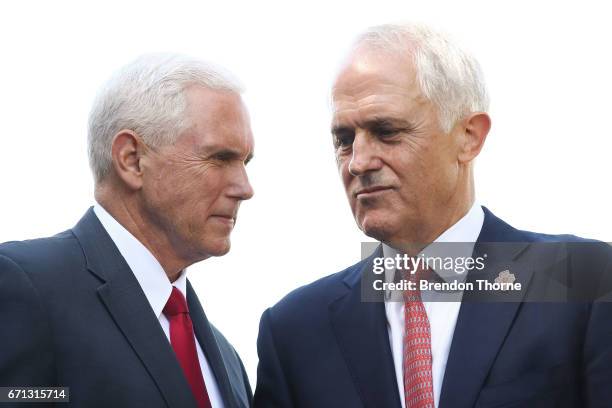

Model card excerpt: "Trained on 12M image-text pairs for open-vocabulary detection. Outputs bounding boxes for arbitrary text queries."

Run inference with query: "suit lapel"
[329,248,402,408]
[187,281,238,408]
[72,208,197,408]
[439,207,535,408]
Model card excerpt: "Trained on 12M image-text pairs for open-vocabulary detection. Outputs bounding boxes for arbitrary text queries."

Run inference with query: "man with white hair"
[254,24,612,407]
[0,54,254,407]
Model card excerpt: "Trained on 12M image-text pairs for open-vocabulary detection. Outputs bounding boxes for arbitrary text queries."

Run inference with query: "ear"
[457,112,491,163]
[110,130,146,190]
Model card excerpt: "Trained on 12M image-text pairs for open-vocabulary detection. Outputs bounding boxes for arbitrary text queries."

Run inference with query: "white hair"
[88,53,244,183]
[353,23,489,133]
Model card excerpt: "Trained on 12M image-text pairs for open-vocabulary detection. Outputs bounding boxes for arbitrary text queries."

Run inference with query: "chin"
[205,239,232,257]
[358,215,397,243]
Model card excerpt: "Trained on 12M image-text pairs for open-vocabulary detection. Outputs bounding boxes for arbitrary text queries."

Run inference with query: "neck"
[95,182,187,282]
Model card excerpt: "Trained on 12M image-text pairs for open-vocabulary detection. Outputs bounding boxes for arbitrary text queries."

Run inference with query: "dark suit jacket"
[0,208,252,408]
[254,207,612,408]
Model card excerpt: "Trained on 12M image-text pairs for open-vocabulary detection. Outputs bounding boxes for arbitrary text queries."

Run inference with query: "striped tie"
[403,266,435,408]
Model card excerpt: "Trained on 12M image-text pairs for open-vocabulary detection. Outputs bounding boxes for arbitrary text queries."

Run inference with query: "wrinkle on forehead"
[332,79,430,127]
[333,47,417,91]
[181,86,254,158]
[331,48,434,128]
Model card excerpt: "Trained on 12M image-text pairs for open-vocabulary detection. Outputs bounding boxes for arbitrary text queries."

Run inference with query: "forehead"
[331,48,426,122]
[181,85,254,152]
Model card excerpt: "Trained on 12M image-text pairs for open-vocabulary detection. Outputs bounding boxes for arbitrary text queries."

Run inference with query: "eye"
[213,154,230,162]
[207,150,241,165]
[333,128,355,150]
[373,126,400,139]
[215,151,234,161]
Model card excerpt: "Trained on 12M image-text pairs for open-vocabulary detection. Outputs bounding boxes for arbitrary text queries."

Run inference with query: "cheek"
[413,144,458,198]
[195,169,234,207]
[425,139,456,176]
[337,157,351,186]
[400,141,437,179]
[143,168,178,208]
[188,176,222,209]
[153,168,217,217]
[342,171,357,207]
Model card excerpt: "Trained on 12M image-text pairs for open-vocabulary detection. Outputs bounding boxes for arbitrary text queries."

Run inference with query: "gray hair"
[353,23,489,133]
[88,53,244,183]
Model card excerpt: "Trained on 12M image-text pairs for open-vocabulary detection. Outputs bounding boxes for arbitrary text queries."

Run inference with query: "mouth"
[354,186,393,198]
[211,215,236,225]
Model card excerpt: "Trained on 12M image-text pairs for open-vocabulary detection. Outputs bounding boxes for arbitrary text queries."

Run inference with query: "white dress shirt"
[93,204,225,408]
[384,203,484,408]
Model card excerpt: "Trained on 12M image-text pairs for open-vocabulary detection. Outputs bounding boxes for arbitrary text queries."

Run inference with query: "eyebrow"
[366,118,395,127]
[332,117,416,134]
[364,117,416,132]
[331,125,353,136]
[208,148,254,164]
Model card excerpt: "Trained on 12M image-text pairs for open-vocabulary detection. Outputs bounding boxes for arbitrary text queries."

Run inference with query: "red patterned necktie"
[403,267,435,408]
[163,287,212,408]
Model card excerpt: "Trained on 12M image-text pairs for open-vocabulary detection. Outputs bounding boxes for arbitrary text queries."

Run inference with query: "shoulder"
[0,230,84,285]
[516,229,593,243]
[0,230,81,262]
[487,208,609,256]
[265,256,369,325]
[484,207,612,295]
[515,227,611,273]
[0,231,83,276]
[481,206,602,244]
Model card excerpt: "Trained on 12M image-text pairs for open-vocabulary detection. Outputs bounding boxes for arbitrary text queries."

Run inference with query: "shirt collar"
[382,202,485,284]
[93,203,188,318]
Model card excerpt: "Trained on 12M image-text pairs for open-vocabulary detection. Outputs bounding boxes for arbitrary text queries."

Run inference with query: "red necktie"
[403,267,435,408]
[163,287,212,408]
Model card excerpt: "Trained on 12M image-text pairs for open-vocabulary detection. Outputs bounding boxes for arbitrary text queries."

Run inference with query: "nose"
[348,132,383,176]
[229,165,254,201]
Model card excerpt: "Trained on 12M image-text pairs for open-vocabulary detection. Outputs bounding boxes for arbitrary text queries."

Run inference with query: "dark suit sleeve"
[582,244,612,407]
[0,254,56,387]
[583,301,612,406]
[254,308,293,408]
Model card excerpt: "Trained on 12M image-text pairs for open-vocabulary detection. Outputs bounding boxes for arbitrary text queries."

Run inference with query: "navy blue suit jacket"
[254,207,612,407]
[0,208,252,408]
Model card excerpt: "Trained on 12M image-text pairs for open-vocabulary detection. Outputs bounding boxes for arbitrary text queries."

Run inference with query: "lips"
[354,186,393,197]
[211,213,237,225]
[213,214,235,220]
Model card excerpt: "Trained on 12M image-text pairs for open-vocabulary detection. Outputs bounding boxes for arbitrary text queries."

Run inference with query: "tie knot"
[163,287,189,317]
[401,264,433,283]
[402,265,433,302]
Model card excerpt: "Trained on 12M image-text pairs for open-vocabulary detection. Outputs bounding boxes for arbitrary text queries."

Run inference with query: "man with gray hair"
[254,23,612,407]
[0,54,254,407]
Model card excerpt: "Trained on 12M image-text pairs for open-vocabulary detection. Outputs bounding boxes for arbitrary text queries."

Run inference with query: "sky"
[1,0,610,383]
